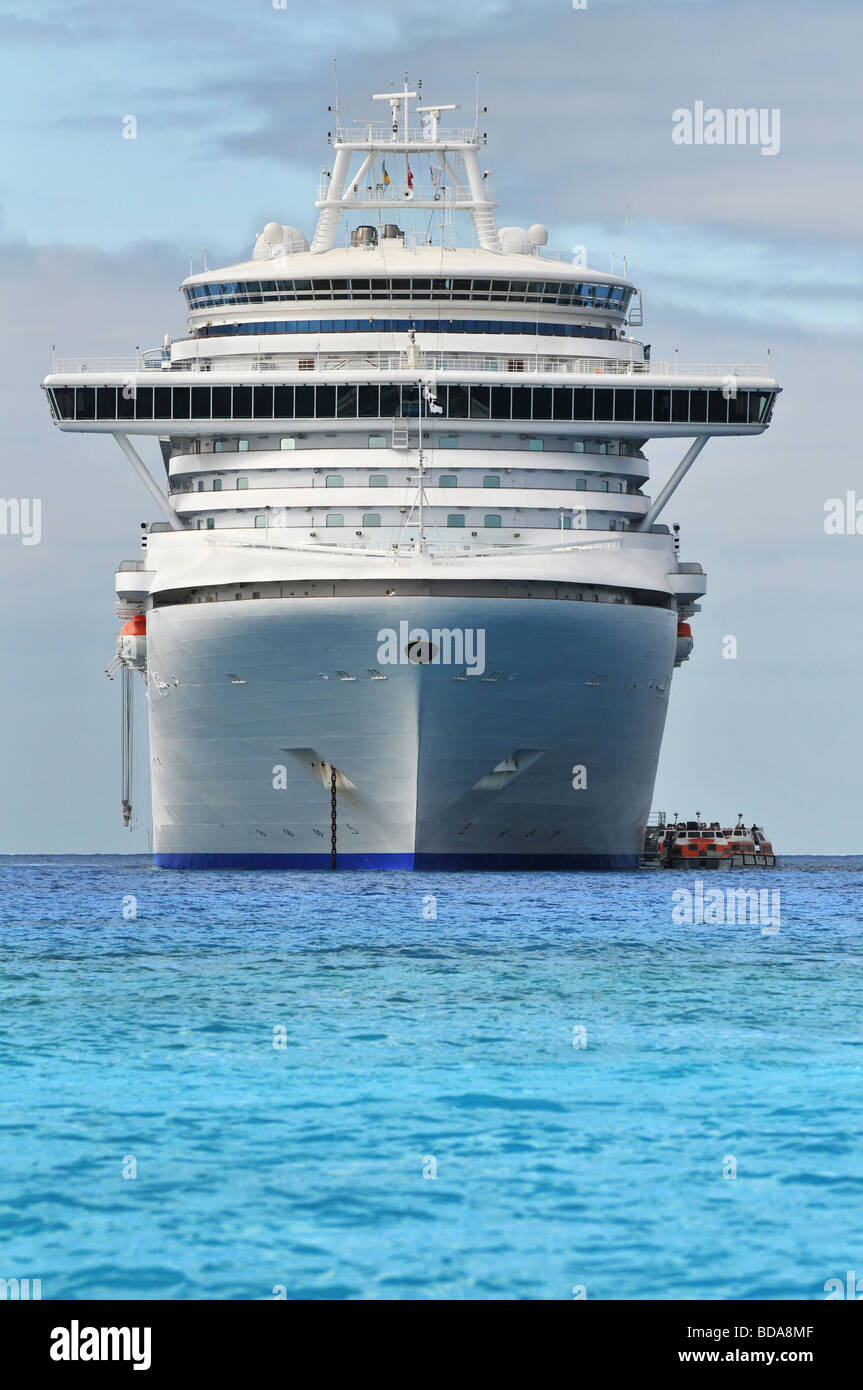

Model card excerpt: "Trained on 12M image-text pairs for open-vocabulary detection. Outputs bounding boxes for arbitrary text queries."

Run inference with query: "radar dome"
[498,226,531,255]
[528,224,548,247]
[253,222,309,260]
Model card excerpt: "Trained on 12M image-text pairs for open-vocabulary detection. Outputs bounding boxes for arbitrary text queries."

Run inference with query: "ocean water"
[1,854,861,1302]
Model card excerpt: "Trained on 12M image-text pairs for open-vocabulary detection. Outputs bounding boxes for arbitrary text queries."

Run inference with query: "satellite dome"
[252,222,309,260]
[528,224,548,246]
[498,226,531,255]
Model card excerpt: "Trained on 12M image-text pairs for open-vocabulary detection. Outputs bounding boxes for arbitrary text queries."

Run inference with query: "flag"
[406,162,414,190]
[382,162,391,186]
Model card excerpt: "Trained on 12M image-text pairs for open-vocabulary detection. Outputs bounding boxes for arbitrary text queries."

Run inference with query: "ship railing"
[333,123,479,145]
[53,352,771,379]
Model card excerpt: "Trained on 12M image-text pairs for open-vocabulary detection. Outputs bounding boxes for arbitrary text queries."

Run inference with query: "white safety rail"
[54,352,771,380]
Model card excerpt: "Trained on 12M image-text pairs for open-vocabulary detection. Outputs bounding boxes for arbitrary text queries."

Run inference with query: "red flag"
[406,163,414,190]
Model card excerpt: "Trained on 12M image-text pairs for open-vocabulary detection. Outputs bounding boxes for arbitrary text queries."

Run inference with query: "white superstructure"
[43,80,779,869]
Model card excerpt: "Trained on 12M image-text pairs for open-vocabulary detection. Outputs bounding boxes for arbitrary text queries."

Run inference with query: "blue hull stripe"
[154,851,639,872]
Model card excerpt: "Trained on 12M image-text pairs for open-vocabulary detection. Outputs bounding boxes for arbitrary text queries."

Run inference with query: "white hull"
[147,596,675,869]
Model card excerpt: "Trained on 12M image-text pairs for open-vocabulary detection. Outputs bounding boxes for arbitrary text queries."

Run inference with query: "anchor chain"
[330,764,338,871]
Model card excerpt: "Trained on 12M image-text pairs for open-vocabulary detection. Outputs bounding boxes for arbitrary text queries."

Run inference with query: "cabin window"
[206,517,215,529]
[368,434,387,448]
[363,513,381,527]
[326,513,344,527]
[447,514,465,527]
[439,475,458,488]
[280,437,295,450]
[254,516,266,528]
[528,438,543,451]
[196,480,204,491]
[212,478,222,491]
[483,475,500,487]
[439,436,458,449]
[484,514,502,528]
[562,515,572,529]
[369,474,387,487]
[214,441,224,453]
[576,478,587,491]
[236,478,248,489]
[326,475,343,487]
[238,439,249,452]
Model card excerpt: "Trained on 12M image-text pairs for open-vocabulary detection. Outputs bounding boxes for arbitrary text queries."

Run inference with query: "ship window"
[326,513,344,527]
[634,389,652,422]
[369,474,387,486]
[236,478,248,489]
[363,513,381,527]
[594,389,614,421]
[358,386,380,417]
[447,514,465,527]
[212,478,222,491]
[576,478,587,490]
[512,387,532,420]
[573,389,593,421]
[326,475,343,487]
[553,388,574,421]
[206,517,215,529]
[294,385,314,417]
[653,390,671,423]
[439,475,458,488]
[238,439,249,452]
[573,441,585,454]
[253,385,273,419]
[562,515,572,529]
[671,390,689,423]
[197,480,204,491]
[172,387,190,419]
[212,387,231,418]
[484,514,502,527]
[368,434,387,448]
[439,436,458,449]
[74,386,95,419]
[491,388,511,418]
[316,385,336,416]
[528,439,544,451]
[379,384,400,416]
[337,385,357,417]
[689,390,708,423]
[191,386,211,419]
[728,392,748,424]
[274,387,294,418]
[280,436,295,449]
[533,388,553,419]
[469,386,491,419]
[483,475,500,487]
[708,390,729,423]
[196,519,202,529]
[447,385,469,418]
[233,386,252,419]
[614,389,634,422]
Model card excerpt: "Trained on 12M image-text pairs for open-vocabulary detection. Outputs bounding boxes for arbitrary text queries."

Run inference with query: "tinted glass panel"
[273,385,294,417]
[172,387,190,420]
[671,390,689,423]
[532,388,553,420]
[294,386,314,417]
[253,386,273,419]
[614,388,634,422]
[212,387,231,417]
[653,389,671,423]
[511,387,532,420]
[135,388,153,420]
[358,385,380,417]
[337,385,357,418]
[689,390,708,423]
[594,390,614,421]
[191,386,211,419]
[469,386,491,419]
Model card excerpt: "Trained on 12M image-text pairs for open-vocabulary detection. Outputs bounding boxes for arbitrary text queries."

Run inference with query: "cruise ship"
[42,81,779,870]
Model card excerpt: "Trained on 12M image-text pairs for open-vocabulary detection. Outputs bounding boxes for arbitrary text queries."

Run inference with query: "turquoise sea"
[1,855,861,1301]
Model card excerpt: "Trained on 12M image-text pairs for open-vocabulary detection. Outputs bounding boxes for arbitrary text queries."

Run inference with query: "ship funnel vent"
[351,225,378,247]
[382,224,404,241]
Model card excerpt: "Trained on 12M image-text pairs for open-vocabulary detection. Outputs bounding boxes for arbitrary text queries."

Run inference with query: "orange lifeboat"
[675,620,693,666]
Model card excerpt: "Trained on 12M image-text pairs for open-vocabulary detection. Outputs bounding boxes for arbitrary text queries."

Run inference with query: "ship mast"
[311,78,499,253]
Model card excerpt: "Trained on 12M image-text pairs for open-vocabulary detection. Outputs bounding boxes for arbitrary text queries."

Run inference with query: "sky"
[0,0,861,853]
